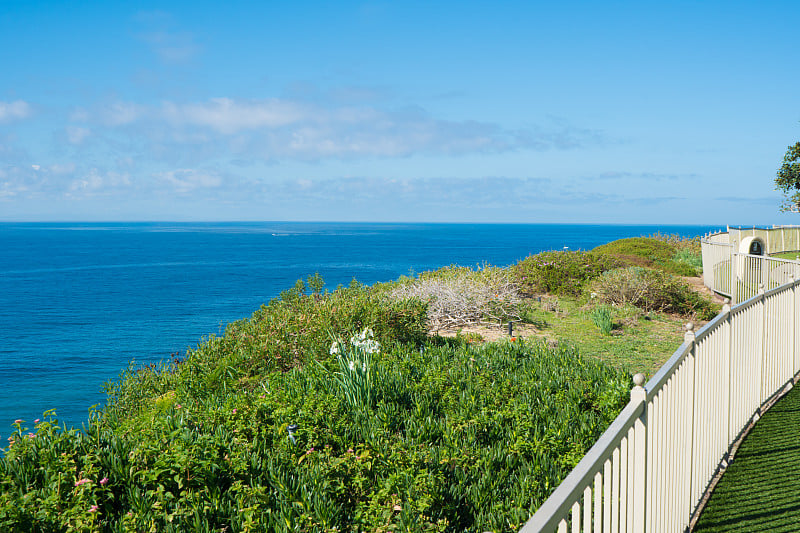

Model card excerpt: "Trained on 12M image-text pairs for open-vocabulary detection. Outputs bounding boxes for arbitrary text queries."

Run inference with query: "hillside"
[0,235,716,532]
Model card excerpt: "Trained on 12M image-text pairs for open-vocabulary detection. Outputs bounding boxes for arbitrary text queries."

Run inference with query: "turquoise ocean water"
[0,222,718,441]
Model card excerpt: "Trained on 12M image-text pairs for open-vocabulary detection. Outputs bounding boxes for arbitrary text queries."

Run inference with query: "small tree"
[775,142,800,212]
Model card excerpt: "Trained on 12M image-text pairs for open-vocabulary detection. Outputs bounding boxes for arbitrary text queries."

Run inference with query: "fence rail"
[523,278,800,532]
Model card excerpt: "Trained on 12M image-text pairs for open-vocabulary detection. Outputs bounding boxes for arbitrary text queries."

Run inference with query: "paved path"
[693,383,800,531]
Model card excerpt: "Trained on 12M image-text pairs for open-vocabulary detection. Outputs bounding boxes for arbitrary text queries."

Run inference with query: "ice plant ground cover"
[0,235,713,531]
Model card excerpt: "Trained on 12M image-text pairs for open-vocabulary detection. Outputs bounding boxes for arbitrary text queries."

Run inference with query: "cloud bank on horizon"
[1,1,799,224]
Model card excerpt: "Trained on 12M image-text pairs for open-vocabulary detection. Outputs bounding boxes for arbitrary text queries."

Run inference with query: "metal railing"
[523,278,800,532]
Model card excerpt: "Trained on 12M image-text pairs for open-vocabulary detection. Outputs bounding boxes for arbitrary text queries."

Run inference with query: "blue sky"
[2,1,799,223]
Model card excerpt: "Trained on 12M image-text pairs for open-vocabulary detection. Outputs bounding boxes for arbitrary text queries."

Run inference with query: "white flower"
[330,342,340,356]
[362,363,367,372]
[348,361,356,371]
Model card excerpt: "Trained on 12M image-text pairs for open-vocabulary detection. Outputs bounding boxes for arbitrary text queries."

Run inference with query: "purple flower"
[89,504,99,513]
[100,477,109,486]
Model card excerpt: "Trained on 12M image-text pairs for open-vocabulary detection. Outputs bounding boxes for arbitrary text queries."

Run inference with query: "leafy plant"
[329,328,380,411]
[590,267,718,320]
[591,306,614,335]
[513,251,619,296]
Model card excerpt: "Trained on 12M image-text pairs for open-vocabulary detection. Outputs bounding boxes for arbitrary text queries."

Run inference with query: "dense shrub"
[590,267,718,320]
[512,251,619,296]
[1,339,630,532]
[593,237,700,276]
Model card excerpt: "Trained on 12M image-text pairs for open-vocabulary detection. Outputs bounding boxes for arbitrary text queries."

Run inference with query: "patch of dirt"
[432,322,546,343]
[681,275,727,304]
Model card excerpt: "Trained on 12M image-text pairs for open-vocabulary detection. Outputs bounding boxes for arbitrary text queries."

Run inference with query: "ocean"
[0,222,718,440]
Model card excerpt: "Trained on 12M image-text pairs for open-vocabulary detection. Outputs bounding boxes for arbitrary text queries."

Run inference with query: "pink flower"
[232,409,237,414]
[34,419,40,424]
[347,448,353,453]
[13,419,22,424]
[175,404,182,409]
[305,447,314,455]
[75,478,91,487]
[88,504,99,513]
[27,433,34,439]
[99,477,109,486]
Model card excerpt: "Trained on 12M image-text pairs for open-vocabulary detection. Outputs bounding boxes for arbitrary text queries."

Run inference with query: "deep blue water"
[0,222,719,440]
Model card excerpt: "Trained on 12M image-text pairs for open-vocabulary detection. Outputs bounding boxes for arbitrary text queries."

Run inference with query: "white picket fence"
[702,226,800,303]
[523,272,800,532]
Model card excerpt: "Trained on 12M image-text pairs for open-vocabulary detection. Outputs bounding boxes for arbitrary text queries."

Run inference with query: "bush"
[388,265,521,330]
[1,340,631,532]
[593,237,702,276]
[513,251,619,296]
[590,267,718,320]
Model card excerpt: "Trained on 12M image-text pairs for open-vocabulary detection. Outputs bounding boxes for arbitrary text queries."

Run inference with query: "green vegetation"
[0,235,716,531]
[592,235,702,276]
[512,251,619,296]
[775,141,800,212]
[694,385,800,532]
[590,306,613,336]
[590,267,717,320]
[771,251,800,260]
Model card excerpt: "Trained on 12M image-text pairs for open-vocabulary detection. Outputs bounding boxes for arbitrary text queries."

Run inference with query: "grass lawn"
[770,251,800,260]
[694,384,800,532]
[517,296,688,376]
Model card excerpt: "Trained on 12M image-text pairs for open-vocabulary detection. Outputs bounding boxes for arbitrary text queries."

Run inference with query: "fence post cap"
[631,372,647,402]
[759,283,765,294]
[684,322,696,343]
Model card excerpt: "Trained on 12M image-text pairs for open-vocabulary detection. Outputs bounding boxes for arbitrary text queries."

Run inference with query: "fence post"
[631,373,647,533]
[792,276,798,375]
[759,283,766,404]
[732,253,738,304]
[722,299,733,446]
[685,322,697,521]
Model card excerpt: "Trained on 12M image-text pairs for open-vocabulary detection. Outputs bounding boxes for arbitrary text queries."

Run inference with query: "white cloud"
[67,168,131,195]
[69,96,607,163]
[155,168,222,193]
[0,100,31,122]
[135,11,200,64]
[66,126,91,145]
[162,98,306,133]
[107,102,144,126]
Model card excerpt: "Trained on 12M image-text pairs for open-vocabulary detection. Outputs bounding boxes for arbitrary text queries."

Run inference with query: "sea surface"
[0,222,719,440]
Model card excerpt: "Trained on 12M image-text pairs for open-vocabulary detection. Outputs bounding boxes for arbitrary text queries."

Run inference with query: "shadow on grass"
[694,383,800,532]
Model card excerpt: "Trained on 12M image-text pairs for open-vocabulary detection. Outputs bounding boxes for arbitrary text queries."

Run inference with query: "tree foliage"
[775,142,800,212]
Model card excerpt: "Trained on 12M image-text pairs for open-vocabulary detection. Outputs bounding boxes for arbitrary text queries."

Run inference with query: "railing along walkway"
[693,380,800,532]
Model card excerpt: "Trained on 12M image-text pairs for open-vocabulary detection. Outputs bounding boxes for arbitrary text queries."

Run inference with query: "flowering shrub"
[512,251,619,296]
[330,328,380,410]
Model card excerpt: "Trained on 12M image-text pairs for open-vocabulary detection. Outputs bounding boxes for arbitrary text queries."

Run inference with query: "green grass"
[518,297,687,376]
[694,384,800,532]
[770,251,800,260]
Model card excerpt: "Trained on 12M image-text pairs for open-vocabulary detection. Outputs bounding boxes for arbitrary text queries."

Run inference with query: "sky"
[1,0,800,224]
